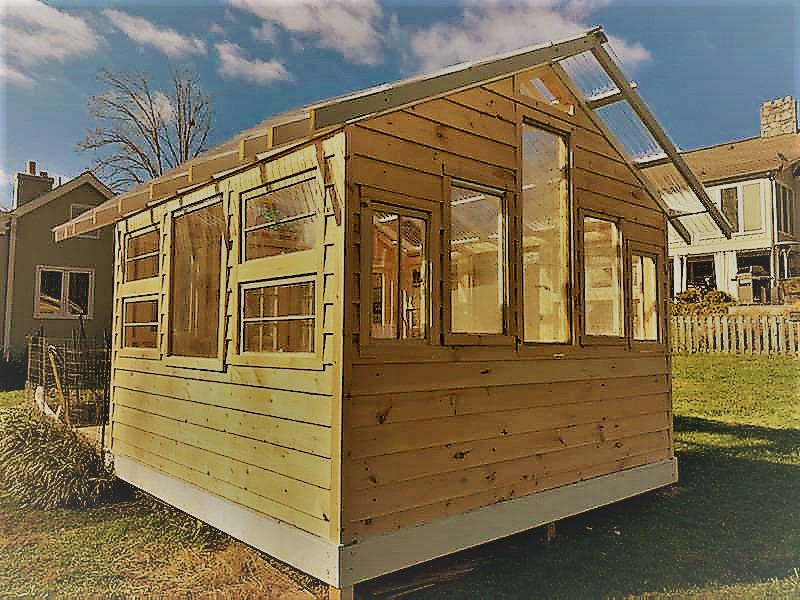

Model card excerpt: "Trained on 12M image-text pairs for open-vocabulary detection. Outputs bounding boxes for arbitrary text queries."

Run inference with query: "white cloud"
[404,1,650,73]
[103,9,206,58]
[209,22,226,36]
[0,0,102,87]
[228,0,383,65]
[215,42,290,85]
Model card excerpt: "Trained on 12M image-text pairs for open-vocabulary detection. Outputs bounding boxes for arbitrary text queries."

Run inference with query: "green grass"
[0,390,24,409]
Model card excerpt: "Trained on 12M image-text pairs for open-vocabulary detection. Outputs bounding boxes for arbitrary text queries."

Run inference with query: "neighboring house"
[669,96,800,301]
[0,162,114,357]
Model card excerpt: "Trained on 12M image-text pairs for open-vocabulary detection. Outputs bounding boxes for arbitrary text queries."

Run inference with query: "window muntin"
[35,267,93,318]
[584,217,624,337]
[70,204,99,239]
[720,187,739,232]
[370,207,428,340]
[125,229,160,281]
[632,254,658,341]
[170,201,225,358]
[741,183,762,232]
[243,177,318,261]
[521,123,570,343]
[123,299,159,348]
[241,280,315,353]
[449,183,506,335]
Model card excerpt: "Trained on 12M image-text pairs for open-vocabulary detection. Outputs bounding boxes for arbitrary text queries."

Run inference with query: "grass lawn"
[1,354,798,598]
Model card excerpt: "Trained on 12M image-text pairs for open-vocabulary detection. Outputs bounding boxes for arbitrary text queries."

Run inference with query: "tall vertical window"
[170,201,225,358]
[242,176,318,261]
[34,267,94,318]
[720,187,739,232]
[741,183,762,232]
[370,206,428,340]
[241,280,315,353]
[584,217,624,337]
[632,254,658,341]
[521,123,569,343]
[450,183,505,335]
[125,228,160,281]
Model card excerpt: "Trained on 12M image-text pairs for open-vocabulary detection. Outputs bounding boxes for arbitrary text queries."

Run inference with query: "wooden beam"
[634,154,670,169]
[149,173,190,201]
[189,149,242,183]
[549,62,693,244]
[589,44,733,239]
[585,83,638,110]
[273,116,312,147]
[239,132,271,160]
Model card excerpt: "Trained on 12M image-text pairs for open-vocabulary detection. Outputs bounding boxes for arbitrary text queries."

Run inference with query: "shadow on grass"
[360,417,800,599]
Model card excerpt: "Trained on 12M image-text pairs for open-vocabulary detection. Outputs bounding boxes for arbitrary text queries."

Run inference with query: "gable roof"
[13,171,113,218]
[54,26,732,245]
[681,132,800,184]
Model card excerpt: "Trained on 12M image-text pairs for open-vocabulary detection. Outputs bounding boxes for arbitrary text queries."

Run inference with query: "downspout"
[3,215,17,359]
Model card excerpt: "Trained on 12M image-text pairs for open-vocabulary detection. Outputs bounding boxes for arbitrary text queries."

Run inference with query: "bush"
[0,404,123,508]
[671,287,737,316]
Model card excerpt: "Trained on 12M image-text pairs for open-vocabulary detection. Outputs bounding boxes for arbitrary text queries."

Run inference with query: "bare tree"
[79,67,213,191]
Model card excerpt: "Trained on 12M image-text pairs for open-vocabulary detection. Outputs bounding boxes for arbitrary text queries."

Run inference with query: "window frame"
[70,204,100,239]
[579,211,627,346]
[443,176,515,347]
[359,191,436,351]
[33,265,95,320]
[628,242,664,349]
[705,181,766,237]
[120,294,161,359]
[163,194,229,371]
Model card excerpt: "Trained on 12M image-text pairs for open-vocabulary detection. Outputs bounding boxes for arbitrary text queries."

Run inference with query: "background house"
[0,162,114,357]
[668,96,800,302]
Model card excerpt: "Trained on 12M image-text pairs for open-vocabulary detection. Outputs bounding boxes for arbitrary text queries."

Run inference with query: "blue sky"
[1,0,798,207]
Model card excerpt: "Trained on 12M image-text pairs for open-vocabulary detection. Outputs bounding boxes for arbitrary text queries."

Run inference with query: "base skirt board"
[113,453,341,585]
[340,458,678,586]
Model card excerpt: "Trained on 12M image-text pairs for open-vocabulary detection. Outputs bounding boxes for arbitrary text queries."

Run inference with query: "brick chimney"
[13,161,54,209]
[760,96,798,137]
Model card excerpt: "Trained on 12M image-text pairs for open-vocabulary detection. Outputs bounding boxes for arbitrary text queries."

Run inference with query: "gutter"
[2,215,16,359]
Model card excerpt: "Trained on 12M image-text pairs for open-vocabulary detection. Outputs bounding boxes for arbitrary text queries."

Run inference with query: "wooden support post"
[329,585,355,600]
[545,521,556,543]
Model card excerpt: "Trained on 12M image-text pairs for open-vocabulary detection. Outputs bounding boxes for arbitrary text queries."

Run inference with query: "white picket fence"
[671,315,800,354]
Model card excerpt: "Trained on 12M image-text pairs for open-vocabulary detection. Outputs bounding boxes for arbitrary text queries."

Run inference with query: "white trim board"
[114,453,677,588]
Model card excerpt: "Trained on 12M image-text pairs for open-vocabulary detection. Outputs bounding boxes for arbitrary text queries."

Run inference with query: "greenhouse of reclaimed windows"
[55,27,732,597]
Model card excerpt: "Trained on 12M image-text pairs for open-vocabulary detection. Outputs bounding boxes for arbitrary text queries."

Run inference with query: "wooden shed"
[55,27,731,596]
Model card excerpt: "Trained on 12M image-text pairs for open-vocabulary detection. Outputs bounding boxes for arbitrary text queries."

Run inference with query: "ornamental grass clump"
[0,405,121,509]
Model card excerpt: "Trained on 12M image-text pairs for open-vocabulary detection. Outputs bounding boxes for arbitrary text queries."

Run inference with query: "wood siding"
[110,134,346,541]
[341,66,672,543]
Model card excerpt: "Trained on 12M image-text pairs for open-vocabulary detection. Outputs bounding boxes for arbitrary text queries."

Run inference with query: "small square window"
[241,280,316,353]
[125,229,160,281]
[123,299,159,348]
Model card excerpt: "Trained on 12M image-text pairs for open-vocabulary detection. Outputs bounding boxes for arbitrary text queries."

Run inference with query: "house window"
[70,204,99,239]
[449,182,506,335]
[241,280,315,353]
[170,201,225,358]
[125,228,160,281]
[521,123,570,343]
[34,267,94,319]
[741,183,762,232]
[123,298,159,348]
[584,217,624,337]
[720,187,739,231]
[242,176,318,261]
[632,254,658,341]
[370,206,428,340]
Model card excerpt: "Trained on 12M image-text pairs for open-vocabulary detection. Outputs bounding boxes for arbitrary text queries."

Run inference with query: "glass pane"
[128,229,159,259]
[720,187,739,232]
[632,255,658,341]
[450,185,504,334]
[244,179,317,260]
[67,272,90,315]
[242,319,315,353]
[125,300,158,324]
[400,216,427,339]
[371,210,399,339]
[522,124,569,343]
[742,184,762,232]
[171,202,224,358]
[126,255,159,281]
[38,270,63,314]
[243,282,315,319]
[126,229,159,281]
[124,325,158,348]
[584,217,624,337]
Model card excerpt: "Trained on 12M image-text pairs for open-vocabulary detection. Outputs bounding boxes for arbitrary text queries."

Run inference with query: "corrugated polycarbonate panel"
[560,51,616,99]
[596,100,664,163]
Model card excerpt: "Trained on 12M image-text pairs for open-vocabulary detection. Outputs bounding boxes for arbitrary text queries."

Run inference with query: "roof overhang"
[54,26,730,245]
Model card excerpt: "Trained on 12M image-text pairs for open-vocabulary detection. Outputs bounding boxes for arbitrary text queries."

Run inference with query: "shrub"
[704,289,736,305]
[671,287,737,316]
[0,404,124,508]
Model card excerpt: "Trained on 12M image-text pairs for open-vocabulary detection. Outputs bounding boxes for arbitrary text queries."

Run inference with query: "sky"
[0,0,798,208]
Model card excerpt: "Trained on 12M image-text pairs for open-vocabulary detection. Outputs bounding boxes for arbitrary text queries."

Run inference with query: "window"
[777,184,795,234]
[123,298,158,348]
[242,176,318,261]
[720,187,739,231]
[521,123,570,343]
[125,228,160,281]
[34,266,93,318]
[370,206,428,340]
[583,217,623,337]
[241,280,315,353]
[170,201,225,358]
[70,204,99,239]
[632,254,658,341]
[449,182,506,335]
[741,183,762,232]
